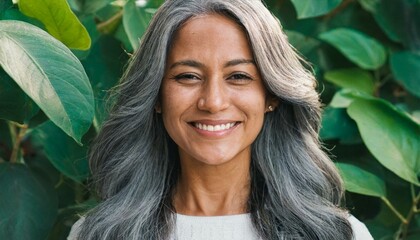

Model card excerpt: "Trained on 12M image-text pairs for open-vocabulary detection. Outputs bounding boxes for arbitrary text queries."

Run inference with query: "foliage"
[0,0,419,239]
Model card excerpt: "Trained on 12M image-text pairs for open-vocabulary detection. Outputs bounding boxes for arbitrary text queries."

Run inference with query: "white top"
[68,214,373,240]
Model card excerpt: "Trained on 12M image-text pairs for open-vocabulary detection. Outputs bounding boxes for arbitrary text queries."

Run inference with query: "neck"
[173,155,251,216]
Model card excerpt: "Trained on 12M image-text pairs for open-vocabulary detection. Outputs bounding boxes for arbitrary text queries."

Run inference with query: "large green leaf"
[319,28,387,69]
[285,30,320,56]
[324,68,375,94]
[82,36,128,130]
[329,89,373,108]
[0,20,94,144]
[18,0,91,50]
[370,0,420,50]
[0,68,39,123]
[336,162,386,197]
[320,107,360,144]
[347,98,420,185]
[290,0,342,19]
[390,51,420,98]
[123,0,152,50]
[0,163,57,239]
[31,121,90,182]
[79,0,113,14]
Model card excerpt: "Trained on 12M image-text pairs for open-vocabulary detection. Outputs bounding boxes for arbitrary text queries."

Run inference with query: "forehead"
[167,14,254,62]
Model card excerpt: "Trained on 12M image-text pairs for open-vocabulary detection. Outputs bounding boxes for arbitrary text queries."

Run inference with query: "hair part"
[78,0,353,239]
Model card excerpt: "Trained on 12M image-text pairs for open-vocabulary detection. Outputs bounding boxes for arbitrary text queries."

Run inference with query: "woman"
[69,0,373,239]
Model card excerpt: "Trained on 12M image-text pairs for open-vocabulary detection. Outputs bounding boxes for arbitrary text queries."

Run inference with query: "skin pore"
[160,14,277,216]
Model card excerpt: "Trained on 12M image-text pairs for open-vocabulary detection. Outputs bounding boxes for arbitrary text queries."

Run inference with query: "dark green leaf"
[372,0,420,50]
[114,21,133,52]
[82,36,128,130]
[31,121,90,182]
[324,68,375,94]
[319,28,387,69]
[285,30,320,56]
[390,51,420,98]
[1,7,44,29]
[320,107,361,144]
[0,68,39,123]
[79,0,113,14]
[123,0,153,50]
[0,163,57,239]
[336,162,386,197]
[0,20,94,144]
[347,98,420,185]
[0,0,13,18]
[358,0,380,12]
[18,0,91,50]
[290,0,342,19]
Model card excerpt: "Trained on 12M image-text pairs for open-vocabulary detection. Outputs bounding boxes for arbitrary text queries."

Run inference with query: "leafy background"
[0,0,419,239]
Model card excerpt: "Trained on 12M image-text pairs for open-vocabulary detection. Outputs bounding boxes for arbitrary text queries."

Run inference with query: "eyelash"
[171,72,253,83]
[172,73,200,81]
[227,73,253,81]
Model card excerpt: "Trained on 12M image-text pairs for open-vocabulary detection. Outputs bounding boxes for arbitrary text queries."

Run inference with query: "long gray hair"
[78,0,353,239]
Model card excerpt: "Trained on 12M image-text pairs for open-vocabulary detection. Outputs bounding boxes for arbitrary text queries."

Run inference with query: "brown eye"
[172,73,201,84]
[227,73,253,84]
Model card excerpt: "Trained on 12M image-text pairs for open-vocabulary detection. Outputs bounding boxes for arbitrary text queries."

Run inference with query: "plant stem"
[399,192,420,239]
[9,122,28,164]
[381,197,407,224]
[97,10,123,34]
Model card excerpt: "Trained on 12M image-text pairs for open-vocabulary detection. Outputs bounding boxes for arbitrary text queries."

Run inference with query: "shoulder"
[67,216,86,240]
[348,215,373,240]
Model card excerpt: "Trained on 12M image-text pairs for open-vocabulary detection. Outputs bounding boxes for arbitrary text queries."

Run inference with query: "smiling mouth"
[192,122,238,132]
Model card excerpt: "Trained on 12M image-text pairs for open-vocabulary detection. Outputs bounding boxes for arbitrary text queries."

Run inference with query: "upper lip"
[188,119,239,125]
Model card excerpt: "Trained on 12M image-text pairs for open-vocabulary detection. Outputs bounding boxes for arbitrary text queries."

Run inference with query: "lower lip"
[190,123,239,137]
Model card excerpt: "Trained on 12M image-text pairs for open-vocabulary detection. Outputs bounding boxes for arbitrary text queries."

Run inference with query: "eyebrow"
[224,59,255,68]
[169,59,255,69]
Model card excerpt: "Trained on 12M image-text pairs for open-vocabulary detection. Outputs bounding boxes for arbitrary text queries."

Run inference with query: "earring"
[268,105,274,112]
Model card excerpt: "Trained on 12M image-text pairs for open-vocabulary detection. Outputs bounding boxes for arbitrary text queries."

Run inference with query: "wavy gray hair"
[78,0,353,239]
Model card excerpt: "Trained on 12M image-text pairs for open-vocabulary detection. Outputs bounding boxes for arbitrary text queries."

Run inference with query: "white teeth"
[194,122,236,131]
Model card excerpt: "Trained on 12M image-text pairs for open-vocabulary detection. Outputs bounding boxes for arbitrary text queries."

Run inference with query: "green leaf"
[123,0,152,50]
[371,0,420,50]
[358,0,380,13]
[319,28,387,69]
[324,68,375,94]
[347,98,420,185]
[0,0,13,18]
[0,163,57,239]
[320,107,361,144]
[390,51,420,98]
[79,0,113,14]
[31,121,90,182]
[114,20,133,52]
[290,0,342,19]
[285,30,320,56]
[0,68,39,123]
[329,89,373,108]
[82,36,128,130]
[18,0,91,50]
[0,20,94,144]
[336,162,386,197]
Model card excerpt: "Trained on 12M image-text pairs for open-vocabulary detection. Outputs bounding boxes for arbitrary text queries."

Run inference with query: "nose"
[197,78,230,113]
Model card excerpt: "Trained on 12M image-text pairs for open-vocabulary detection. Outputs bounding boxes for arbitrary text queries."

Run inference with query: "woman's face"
[160,14,275,167]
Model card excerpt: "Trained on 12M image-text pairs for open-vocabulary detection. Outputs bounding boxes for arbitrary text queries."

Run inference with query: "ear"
[155,102,162,113]
[265,97,279,113]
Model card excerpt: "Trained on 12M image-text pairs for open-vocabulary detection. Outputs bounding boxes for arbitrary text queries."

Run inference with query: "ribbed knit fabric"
[67,214,373,240]
[171,213,260,240]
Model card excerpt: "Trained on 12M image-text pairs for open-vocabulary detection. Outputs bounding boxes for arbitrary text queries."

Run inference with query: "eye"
[171,73,201,83]
[227,73,253,84]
